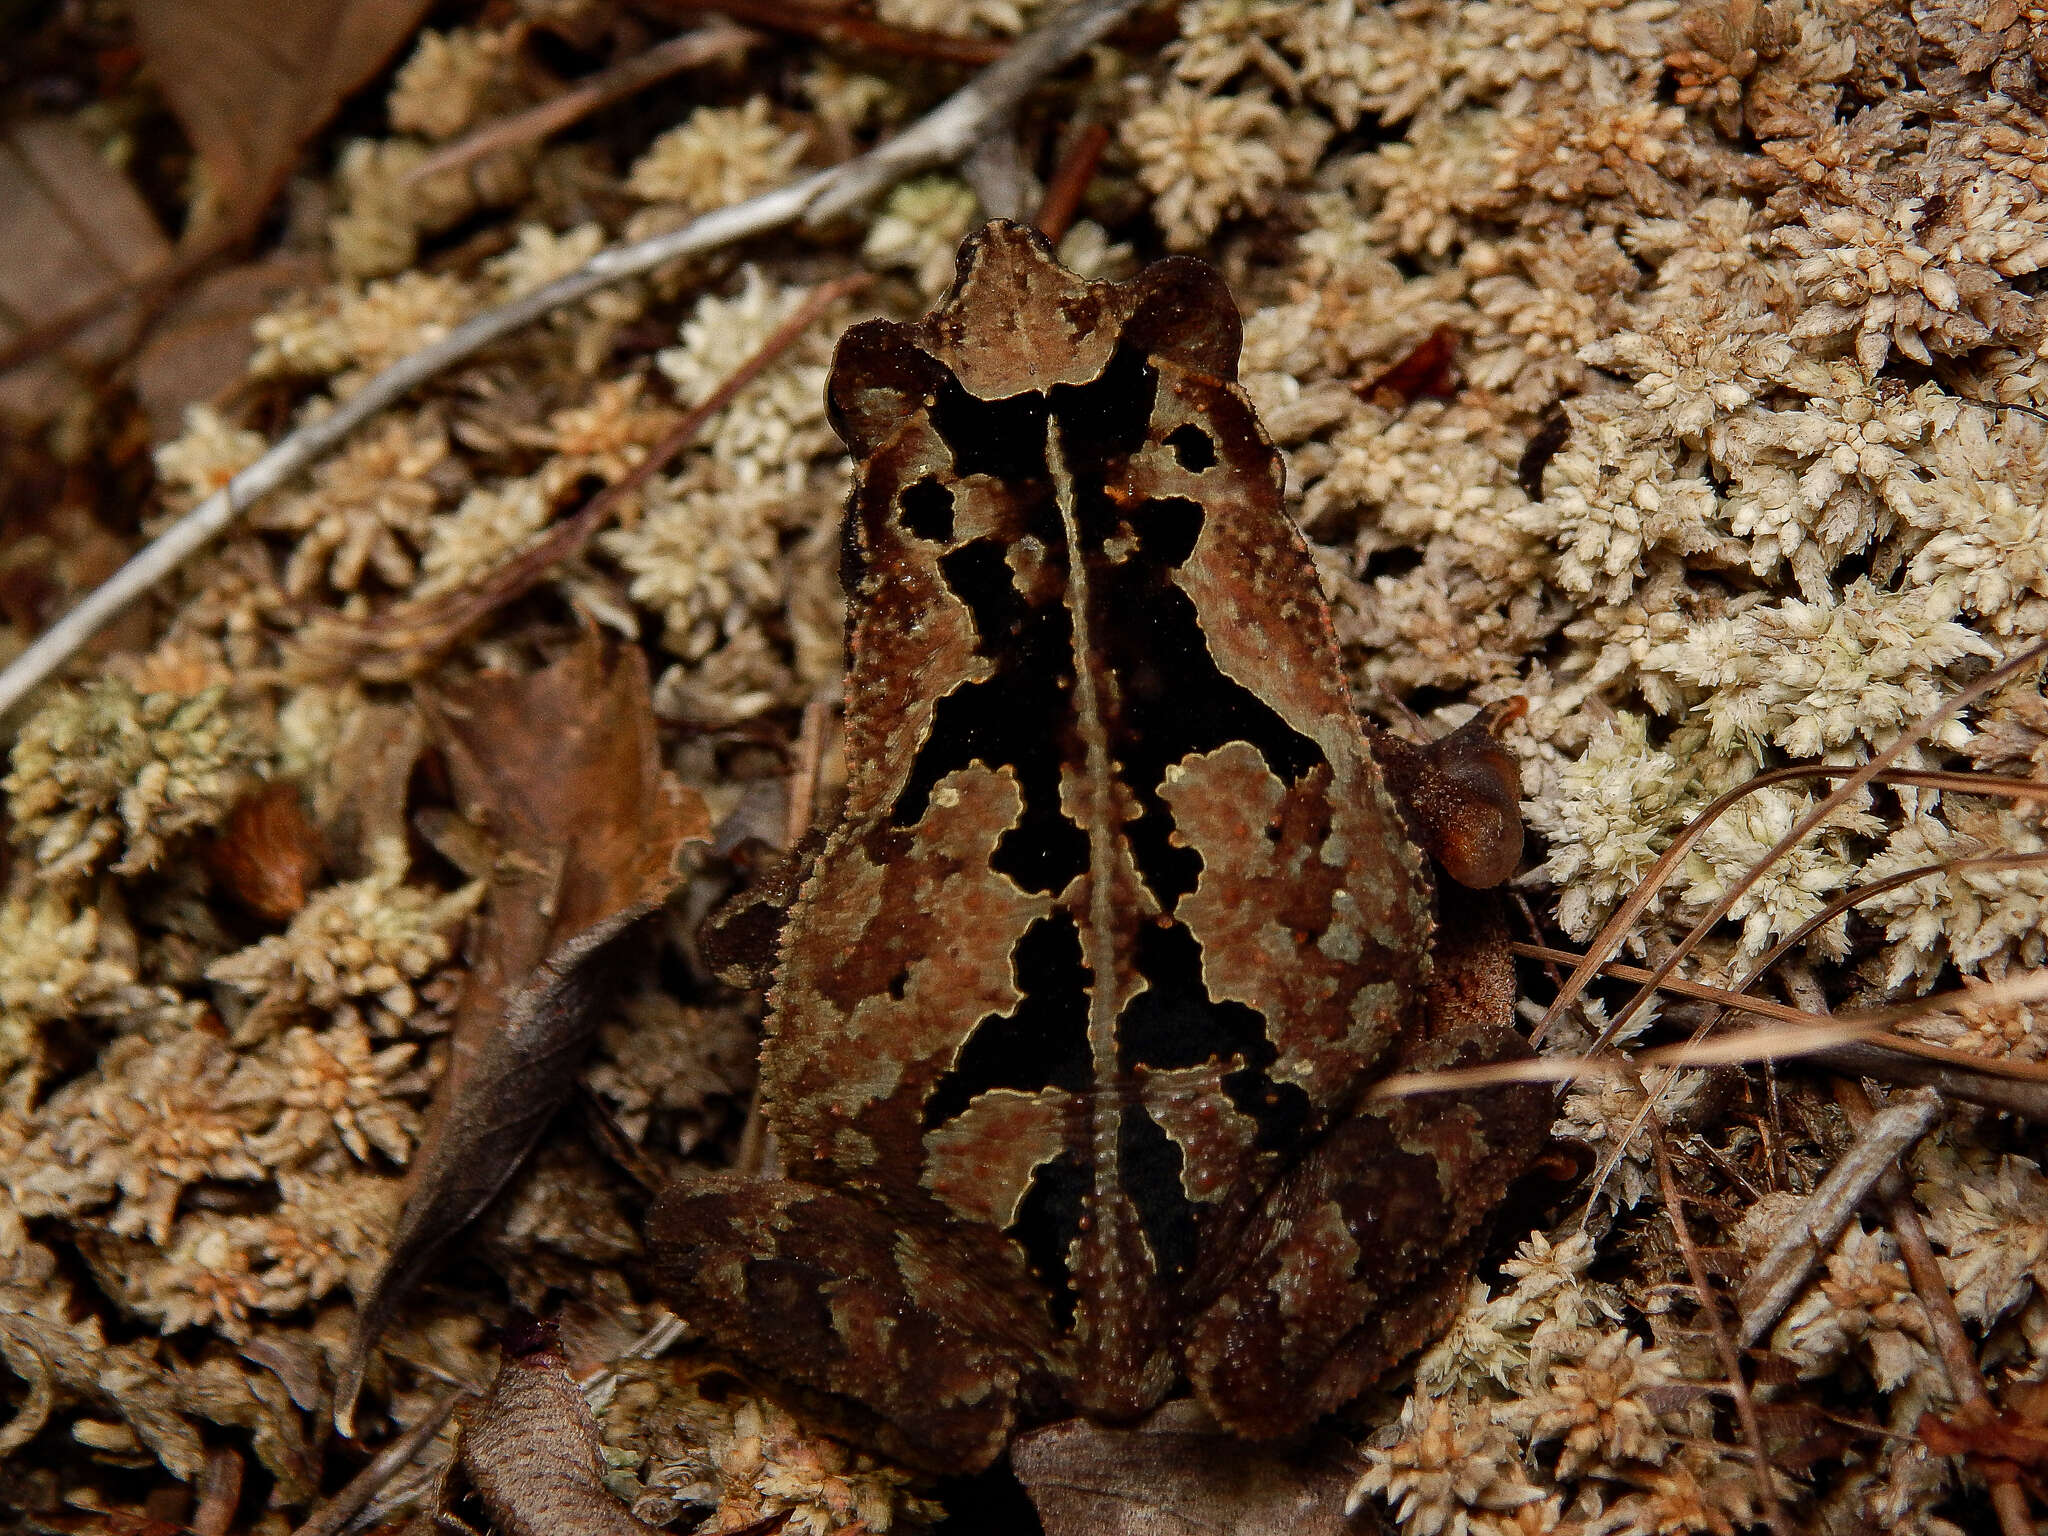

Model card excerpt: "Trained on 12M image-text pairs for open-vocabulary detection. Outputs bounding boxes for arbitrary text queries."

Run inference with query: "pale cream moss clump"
[1120,83,1329,249]
[486,223,645,371]
[1905,399,2048,635]
[387,27,514,142]
[603,1361,943,1533]
[1355,1227,1758,1536]
[247,1019,425,1167]
[1770,1221,1937,1393]
[486,221,608,301]
[413,478,554,600]
[7,1032,274,1244]
[627,98,809,214]
[96,1168,402,1342]
[1522,712,1696,942]
[1912,1139,2048,1328]
[206,858,484,1038]
[152,405,266,514]
[606,472,792,663]
[325,138,505,281]
[1678,782,1879,957]
[1351,1395,1558,1536]
[0,888,140,1078]
[875,0,1040,34]
[1513,392,1720,603]
[653,267,837,479]
[864,177,982,297]
[251,413,455,597]
[5,679,268,882]
[538,374,682,486]
[1859,798,2048,989]
[1554,1066,1709,1210]
[603,269,846,692]
[1646,578,1997,762]
[251,270,478,392]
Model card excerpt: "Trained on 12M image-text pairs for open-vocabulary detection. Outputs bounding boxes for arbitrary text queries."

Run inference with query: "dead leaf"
[192,1447,244,1536]
[0,116,173,426]
[131,252,326,440]
[133,0,433,242]
[1919,1405,2048,1470]
[315,701,427,880]
[460,1317,668,1536]
[204,781,326,921]
[1010,1400,1367,1536]
[336,635,710,1432]
[1357,324,1460,410]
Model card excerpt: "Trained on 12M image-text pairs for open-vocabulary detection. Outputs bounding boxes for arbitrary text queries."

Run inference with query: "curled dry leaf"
[314,700,426,879]
[1357,324,1462,411]
[1009,1400,1362,1536]
[337,634,710,1431]
[1917,1404,2048,1473]
[132,253,328,441]
[132,0,435,242]
[0,117,173,425]
[204,781,326,922]
[460,1319,667,1536]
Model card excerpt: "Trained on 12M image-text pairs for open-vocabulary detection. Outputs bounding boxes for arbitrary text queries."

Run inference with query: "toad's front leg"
[648,1173,1066,1473]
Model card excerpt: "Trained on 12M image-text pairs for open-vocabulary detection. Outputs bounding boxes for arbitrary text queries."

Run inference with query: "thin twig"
[291,1386,469,1536]
[405,23,760,186]
[1836,1080,2036,1536]
[1734,1086,1942,1346]
[1837,1090,1984,1412]
[647,0,1008,64]
[575,1308,691,1410]
[1529,836,2048,1206]
[784,698,832,850]
[1034,120,1111,241]
[1531,640,2048,1056]
[288,272,869,681]
[1372,1016,1880,1099]
[1651,1125,1795,1536]
[0,0,1147,721]
[1507,942,2048,1079]
[1543,844,2048,1210]
[192,1447,244,1536]
[1800,1041,2048,1118]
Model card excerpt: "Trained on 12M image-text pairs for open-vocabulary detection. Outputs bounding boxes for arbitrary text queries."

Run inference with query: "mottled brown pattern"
[651,222,1549,1472]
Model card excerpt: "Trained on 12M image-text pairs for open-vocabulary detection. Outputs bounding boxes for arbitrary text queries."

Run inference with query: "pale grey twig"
[1803,1040,2048,1119]
[1733,1085,1943,1347]
[293,1385,469,1536]
[0,0,1145,721]
[403,22,761,186]
[963,131,1041,221]
[575,1308,689,1414]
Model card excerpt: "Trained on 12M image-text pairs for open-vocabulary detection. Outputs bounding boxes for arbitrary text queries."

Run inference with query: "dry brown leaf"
[461,1318,668,1536]
[1010,1401,1365,1536]
[204,781,326,922]
[0,116,173,426]
[337,635,710,1431]
[133,0,434,242]
[314,700,427,880]
[131,253,326,439]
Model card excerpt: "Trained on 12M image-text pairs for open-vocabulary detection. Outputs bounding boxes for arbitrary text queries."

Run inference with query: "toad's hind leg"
[648,1174,1061,1473]
[1182,889,1549,1438]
